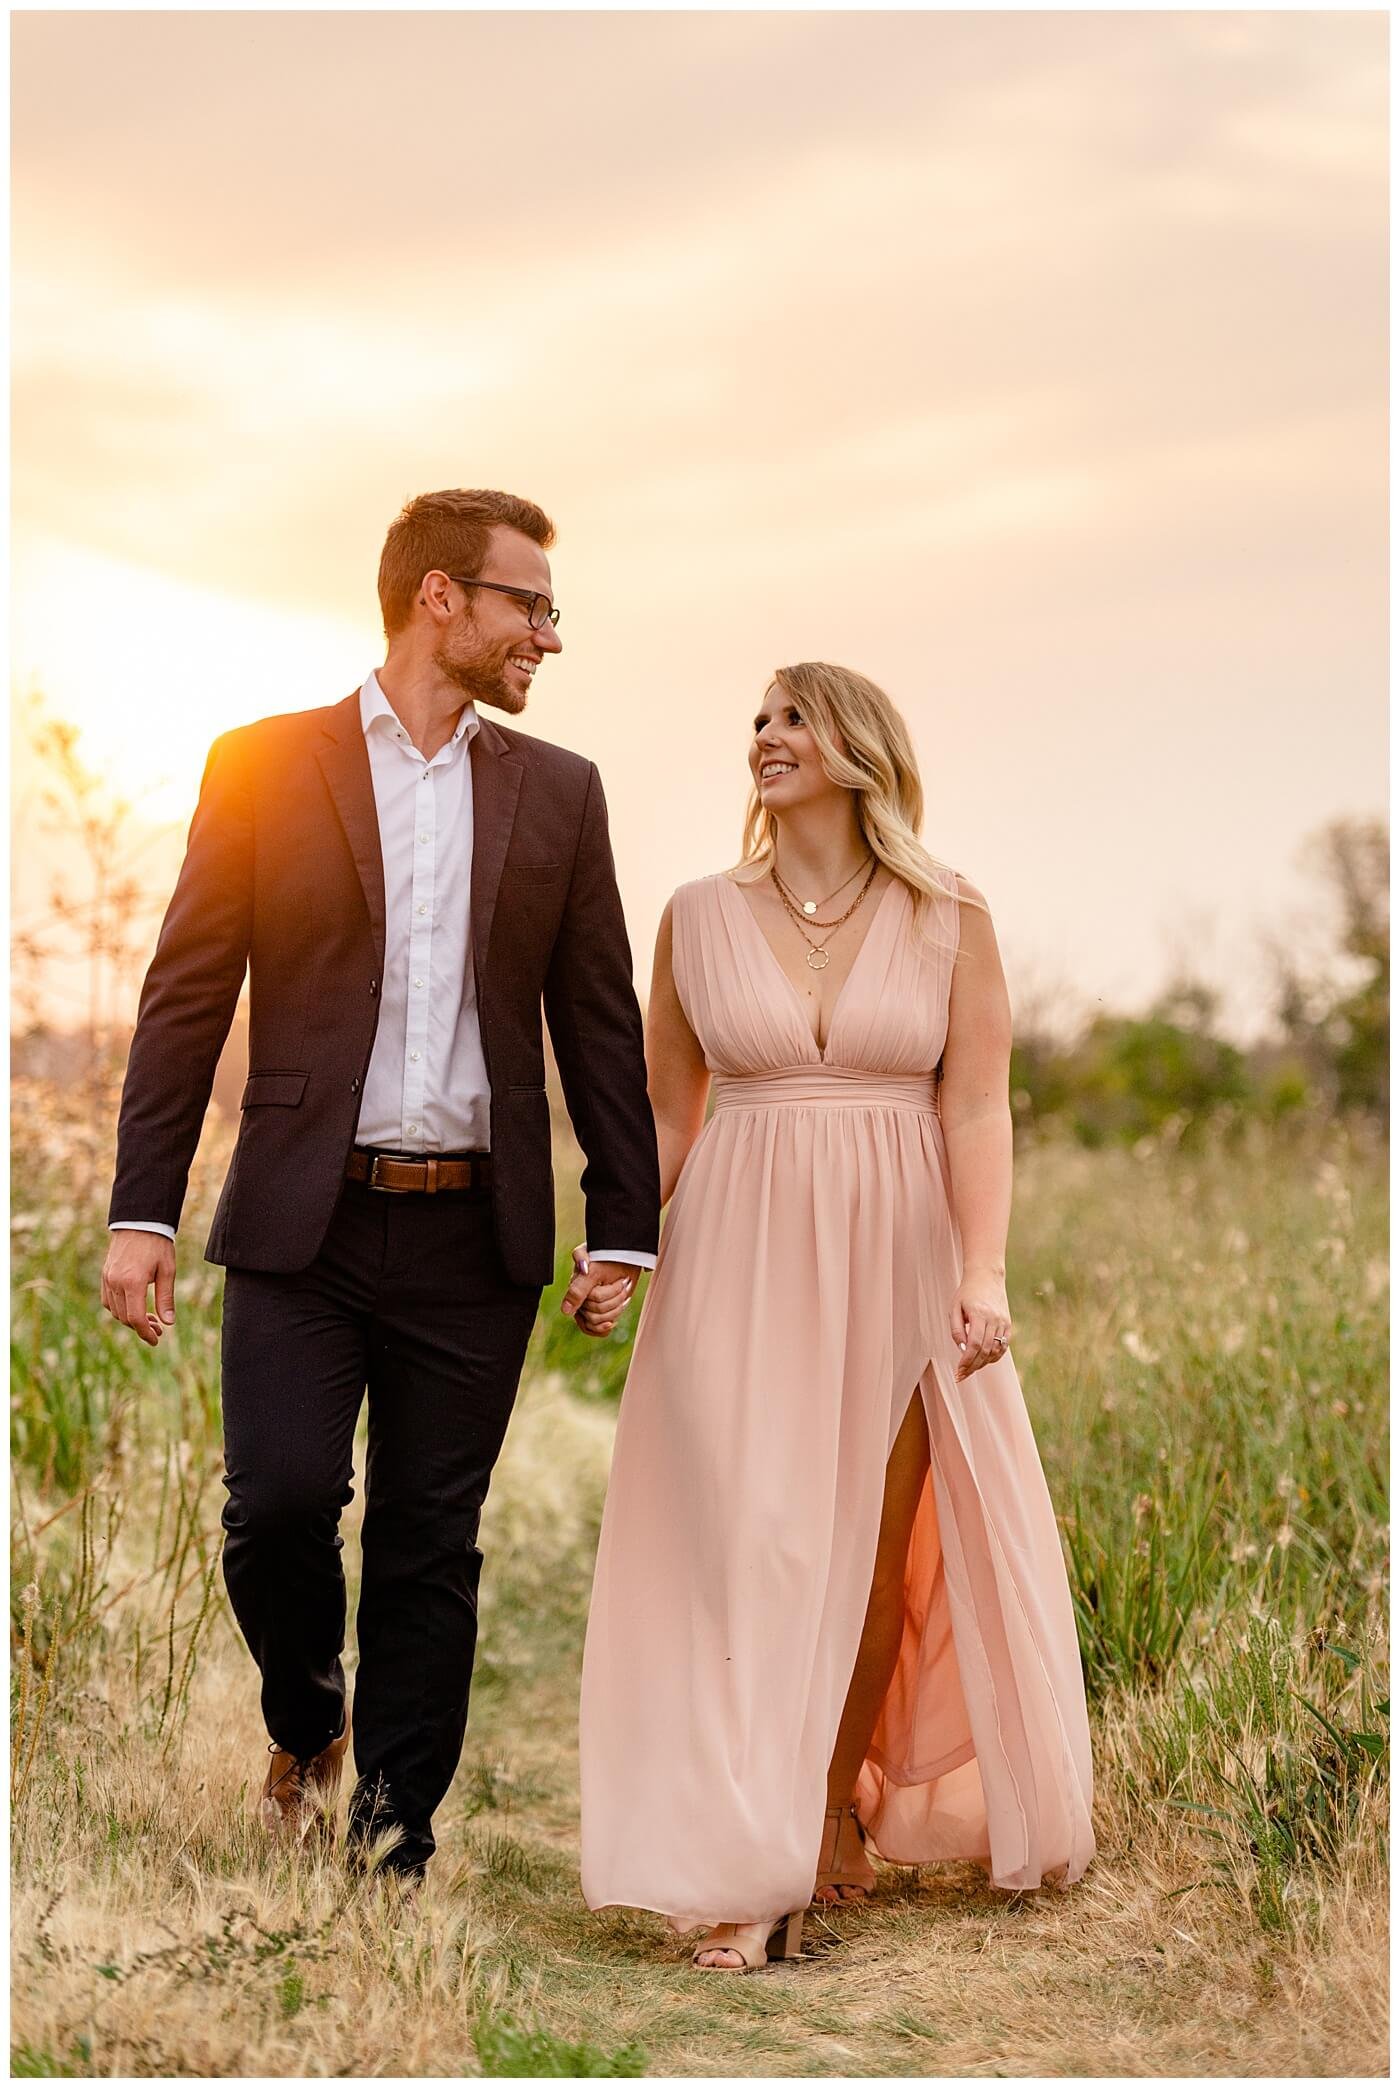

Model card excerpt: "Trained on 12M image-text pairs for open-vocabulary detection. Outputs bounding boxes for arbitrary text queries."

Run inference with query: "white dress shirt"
[113,671,654,1272]
[355,669,487,1153]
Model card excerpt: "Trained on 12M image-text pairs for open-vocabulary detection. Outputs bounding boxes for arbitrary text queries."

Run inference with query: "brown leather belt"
[346,1149,491,1194]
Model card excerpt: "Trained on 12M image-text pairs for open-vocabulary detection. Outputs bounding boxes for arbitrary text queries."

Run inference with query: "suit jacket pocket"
[241,1070,310,1108]
[509,863,566,885]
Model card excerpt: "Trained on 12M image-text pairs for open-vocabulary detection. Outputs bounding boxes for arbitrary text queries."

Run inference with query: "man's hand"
[101,1231,178,1347]
[560,1247,637,1339]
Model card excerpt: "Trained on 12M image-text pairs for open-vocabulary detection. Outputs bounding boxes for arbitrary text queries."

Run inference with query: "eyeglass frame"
[445,575,560,630]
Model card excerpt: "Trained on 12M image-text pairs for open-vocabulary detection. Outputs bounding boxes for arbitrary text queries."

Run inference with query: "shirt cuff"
[585,1249,657,1272]
[110,1221,177,1242]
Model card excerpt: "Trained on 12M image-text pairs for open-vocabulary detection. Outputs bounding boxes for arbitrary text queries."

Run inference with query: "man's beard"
[432,635,530,716]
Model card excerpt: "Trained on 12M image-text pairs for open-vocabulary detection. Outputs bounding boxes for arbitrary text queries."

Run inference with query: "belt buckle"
[367,1153,414,1194]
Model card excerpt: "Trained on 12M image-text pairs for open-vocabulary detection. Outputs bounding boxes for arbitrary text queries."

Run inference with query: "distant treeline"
[1009,819,1387,1145]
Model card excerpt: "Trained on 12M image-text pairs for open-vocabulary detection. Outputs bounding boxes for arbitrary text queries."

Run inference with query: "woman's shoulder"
[656,873,731,944]
[917,851,985,906]
[667,869,743,911]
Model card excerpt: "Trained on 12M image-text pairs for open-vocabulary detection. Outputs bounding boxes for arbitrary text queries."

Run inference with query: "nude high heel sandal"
[812,1803,876,1904]
[691,1909,805,1972]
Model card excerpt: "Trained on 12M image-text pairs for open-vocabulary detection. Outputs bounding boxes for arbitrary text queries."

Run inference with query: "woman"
[576,663,1094,1971]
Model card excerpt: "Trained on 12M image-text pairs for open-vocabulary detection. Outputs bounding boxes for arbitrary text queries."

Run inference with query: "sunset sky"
[12,11,1387,1039]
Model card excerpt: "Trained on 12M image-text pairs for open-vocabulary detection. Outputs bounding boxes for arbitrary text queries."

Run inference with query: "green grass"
[473,2009,647,2076]
[11,2040,95,2078]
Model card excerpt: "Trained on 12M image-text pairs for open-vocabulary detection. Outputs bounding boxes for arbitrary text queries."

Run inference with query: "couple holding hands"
[102,486,1093,1973]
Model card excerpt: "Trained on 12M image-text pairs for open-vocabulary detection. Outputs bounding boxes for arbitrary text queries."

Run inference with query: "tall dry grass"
[10,1086,1388,2076]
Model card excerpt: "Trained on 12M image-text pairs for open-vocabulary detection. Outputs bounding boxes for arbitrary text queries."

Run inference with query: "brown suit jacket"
[109,690,660,1286]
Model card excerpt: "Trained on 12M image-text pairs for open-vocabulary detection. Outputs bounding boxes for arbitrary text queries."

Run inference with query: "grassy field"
[10,1088,1389,2077]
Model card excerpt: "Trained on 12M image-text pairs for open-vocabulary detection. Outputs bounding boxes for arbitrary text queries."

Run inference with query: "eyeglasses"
[447,576,560,630]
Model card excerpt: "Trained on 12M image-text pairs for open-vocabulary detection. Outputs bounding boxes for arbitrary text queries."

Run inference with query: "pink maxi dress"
[578,868,1094,1931]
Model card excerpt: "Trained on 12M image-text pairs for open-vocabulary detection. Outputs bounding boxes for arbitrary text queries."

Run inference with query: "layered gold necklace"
[770,855,879,970]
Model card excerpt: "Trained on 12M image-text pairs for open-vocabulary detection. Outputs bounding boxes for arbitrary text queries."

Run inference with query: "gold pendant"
[806,947,831,970]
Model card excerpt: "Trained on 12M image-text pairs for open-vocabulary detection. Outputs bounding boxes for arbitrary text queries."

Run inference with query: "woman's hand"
[949,1267,1012,1381]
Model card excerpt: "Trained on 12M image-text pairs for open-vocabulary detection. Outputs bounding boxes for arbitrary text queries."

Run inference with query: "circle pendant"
[803,900,817,915]
[806,947,831,970]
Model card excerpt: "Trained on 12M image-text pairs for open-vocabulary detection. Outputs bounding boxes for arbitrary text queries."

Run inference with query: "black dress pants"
[219,1174,541,1876]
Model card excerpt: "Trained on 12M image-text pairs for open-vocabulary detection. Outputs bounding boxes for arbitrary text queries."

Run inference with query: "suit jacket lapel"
[470,715,524,991]
[316,691,387,972]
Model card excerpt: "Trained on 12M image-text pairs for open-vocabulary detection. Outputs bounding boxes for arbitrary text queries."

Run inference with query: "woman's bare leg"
[824,1386,932,1821]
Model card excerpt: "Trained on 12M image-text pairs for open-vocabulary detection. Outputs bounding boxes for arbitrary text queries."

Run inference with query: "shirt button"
[417,832,429,844]
[413,976,423,988]
[410,1050,421,1063]
[407,1121,419,1135]
[350,1076,360,1093]
[369,979,379,997]
[416,903,428,916]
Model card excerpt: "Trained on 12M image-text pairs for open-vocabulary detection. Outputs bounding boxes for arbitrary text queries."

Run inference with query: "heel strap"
[815,1802,871,1888]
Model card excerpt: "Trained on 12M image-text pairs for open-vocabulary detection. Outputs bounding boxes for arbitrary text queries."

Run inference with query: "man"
[102,489,659,1884]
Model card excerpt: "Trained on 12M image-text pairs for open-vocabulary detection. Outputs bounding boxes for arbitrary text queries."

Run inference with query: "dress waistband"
[711,1068,939,1113]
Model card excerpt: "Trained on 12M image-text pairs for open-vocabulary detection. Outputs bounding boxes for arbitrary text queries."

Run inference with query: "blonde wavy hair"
[734,661,975,949]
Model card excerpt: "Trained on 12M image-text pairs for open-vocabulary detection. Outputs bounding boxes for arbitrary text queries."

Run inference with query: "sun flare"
[12,530,377,820]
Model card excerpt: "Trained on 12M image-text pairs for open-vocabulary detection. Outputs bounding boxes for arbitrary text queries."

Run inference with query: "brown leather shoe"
[258,1717,351,1843]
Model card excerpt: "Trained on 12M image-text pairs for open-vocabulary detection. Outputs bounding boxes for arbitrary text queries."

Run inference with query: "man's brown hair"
[377,489,556,639]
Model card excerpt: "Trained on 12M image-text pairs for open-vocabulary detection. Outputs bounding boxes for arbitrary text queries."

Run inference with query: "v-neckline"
[723,871,902,1064]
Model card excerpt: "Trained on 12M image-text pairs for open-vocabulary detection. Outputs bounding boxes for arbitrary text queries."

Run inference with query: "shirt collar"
[359,671,479,751]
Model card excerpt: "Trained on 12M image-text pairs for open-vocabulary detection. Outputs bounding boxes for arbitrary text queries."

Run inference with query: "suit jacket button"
[350,1076,361,1093]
